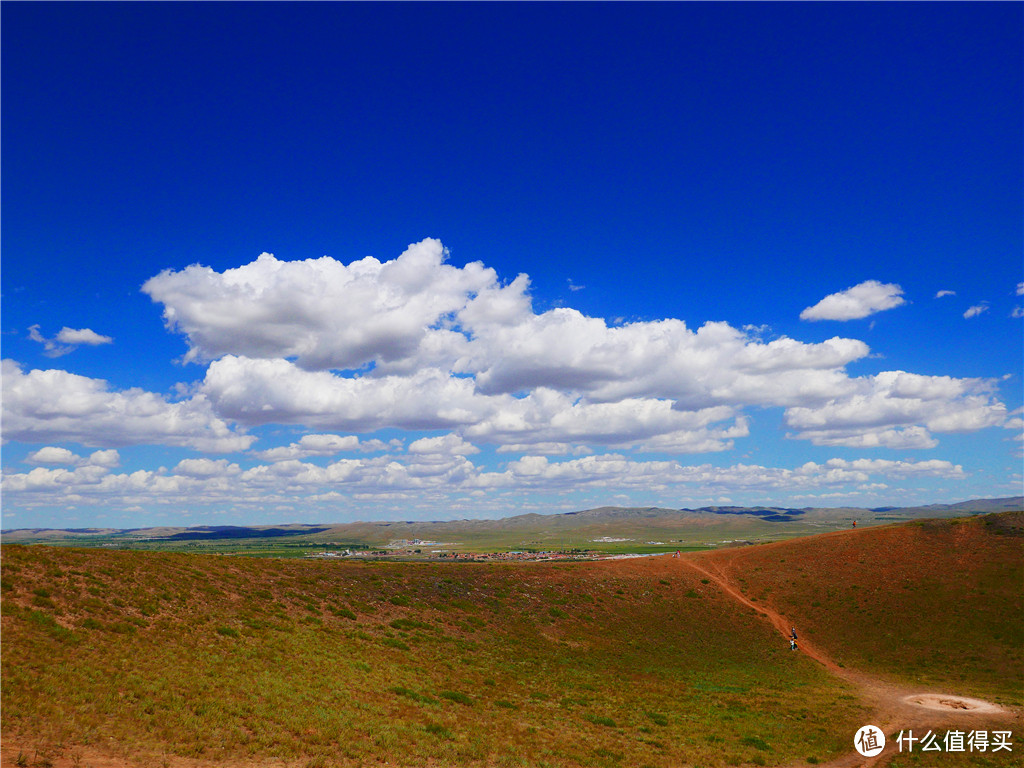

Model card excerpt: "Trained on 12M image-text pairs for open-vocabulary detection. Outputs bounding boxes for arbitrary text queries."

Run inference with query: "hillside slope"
[2,544,859,767]
[2,513,1020,767]
[695,512,1024,703]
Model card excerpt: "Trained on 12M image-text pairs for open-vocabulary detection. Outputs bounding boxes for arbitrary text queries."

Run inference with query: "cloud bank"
[2,443,965,513]
[3,240,1014,516]
[2,360,253,452]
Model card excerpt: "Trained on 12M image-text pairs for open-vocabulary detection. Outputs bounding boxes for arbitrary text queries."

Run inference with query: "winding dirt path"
[678,554,1020,767]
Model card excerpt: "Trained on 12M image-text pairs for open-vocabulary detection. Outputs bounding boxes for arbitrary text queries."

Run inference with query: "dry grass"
[2,542,861,766]
[700,512,1024,704]
[5,512,1018,766]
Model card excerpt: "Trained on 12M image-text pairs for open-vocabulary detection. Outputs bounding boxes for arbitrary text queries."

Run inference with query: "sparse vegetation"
[713,512,1024,702]
[439,690,473,706]
[2,512,1019,766]
[644,710,669,726]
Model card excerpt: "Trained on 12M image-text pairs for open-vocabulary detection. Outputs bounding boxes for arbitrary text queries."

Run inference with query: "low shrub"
[389,686,437,705]
[424,723,453,738]
[439,690,472,706]
[390,618,431,631]
[741,735,771,751]
[645,710,668,726]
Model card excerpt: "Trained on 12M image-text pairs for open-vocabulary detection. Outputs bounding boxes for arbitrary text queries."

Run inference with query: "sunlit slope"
[699,512,1024,703]
[2,545,862,767]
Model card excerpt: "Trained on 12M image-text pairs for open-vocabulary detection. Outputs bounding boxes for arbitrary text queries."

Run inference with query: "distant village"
[304,536,684,562]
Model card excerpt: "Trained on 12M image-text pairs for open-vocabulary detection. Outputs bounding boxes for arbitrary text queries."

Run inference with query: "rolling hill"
[2,511,1020,767]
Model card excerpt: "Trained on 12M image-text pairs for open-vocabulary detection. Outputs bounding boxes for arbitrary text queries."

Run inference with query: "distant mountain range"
[3,497,1020,546]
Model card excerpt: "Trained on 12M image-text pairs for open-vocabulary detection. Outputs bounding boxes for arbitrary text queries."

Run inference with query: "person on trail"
[790,637,798,651]
[791,627,797,640]
[674,550,680,558]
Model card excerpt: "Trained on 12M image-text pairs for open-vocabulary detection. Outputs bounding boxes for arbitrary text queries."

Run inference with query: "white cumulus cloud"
[4,238,1012,520]
[0,448,969,513]
[2,360,253,452]
[408,433,480,456]
[142,238,504,372]
[173,458,241,478]
[783,370,1006,442]
[26,447,82,465]
[135,241,1010,457]
[56,327,114,346]
[253,434,364,462]
[792,425,939,450]
[467,312,869,405]
[142,240,874,410]
[201,356,502,431]
[87,449,121,468]
[800,280,906,321]
[28,325,113,357]
[964,304,989,319]
[24,447,121,468]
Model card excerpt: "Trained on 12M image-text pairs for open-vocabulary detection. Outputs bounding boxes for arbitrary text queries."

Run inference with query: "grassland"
[700,512,1024,704]
[1,512,1020,768]
[2,545,858,767]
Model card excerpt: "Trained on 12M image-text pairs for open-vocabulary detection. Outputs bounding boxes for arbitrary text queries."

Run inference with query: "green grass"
[438,690,473,706]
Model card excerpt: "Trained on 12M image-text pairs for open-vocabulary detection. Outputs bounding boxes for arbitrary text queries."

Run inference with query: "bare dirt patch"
[904,693,1008,714]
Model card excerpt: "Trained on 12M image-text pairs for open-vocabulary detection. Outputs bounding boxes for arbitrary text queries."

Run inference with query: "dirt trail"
[678,552,1020,767]
[681,556,840,674]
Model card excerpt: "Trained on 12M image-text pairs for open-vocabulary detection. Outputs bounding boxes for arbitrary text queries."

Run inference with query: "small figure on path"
[674,550,680,558]
[790,637,798,651]
[852,520,857,528]
[791,626,797,640]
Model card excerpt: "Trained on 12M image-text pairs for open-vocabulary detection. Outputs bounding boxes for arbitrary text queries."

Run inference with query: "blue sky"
[3,2,1021,529]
